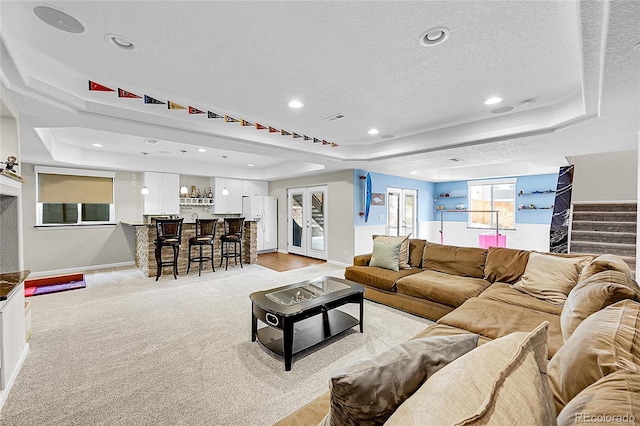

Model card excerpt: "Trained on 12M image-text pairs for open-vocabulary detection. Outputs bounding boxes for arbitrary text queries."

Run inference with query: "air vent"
[325,113,346,122]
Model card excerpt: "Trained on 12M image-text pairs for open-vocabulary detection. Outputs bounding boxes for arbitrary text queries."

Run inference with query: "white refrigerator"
[242,196,278,252]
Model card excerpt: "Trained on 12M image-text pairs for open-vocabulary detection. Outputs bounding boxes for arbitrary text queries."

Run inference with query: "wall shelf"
[179,198,214,206]
[518,190,555,196]
[434,194,467,201]
[518,206,554,210]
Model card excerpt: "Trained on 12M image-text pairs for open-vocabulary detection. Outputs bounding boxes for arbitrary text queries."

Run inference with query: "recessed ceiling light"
[248,163,255,167]
[145,139,157,144]
[484,97,503,105]
[198,148,206,152]
[33,6,85,33]
[288,100,304,109]
[91,143,103,147]
[105,34,135,51]
[491,106,515,114]
[368,128,379,135]
[419,27,450,47]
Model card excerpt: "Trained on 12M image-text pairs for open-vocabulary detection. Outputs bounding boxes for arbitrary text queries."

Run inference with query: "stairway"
[311,194,324,228]
[570,203,637,271]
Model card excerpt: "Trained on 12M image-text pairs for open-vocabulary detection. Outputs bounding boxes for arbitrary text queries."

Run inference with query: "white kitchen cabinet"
[212,177,243,214]
[242,180,268,197]
[143,172,180,215]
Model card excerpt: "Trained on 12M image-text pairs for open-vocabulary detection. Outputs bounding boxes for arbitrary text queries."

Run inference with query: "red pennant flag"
[281,130,291,136]
[224,115,239,123]
[118,88,141,98]
[322,140,330,145]
[208,111,223,119]
[189,106,205,114]
[168,101,186,110]
[268,127,279,133]
[144,95,165,105]
[255,123,268,130]
[303,135,312,141]
[330,142,339,147]
[89,81,115,92]
[240,119,254,127]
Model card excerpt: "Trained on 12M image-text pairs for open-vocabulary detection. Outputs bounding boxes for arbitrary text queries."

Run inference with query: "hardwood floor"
[257,252,326,272]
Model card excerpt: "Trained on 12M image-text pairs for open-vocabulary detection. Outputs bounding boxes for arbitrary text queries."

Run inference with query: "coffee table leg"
[251,306,257,342]
[283,319,294,371]
[359,294,364,333]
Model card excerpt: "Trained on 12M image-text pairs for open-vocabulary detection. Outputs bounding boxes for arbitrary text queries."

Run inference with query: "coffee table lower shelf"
[255,310,359,364]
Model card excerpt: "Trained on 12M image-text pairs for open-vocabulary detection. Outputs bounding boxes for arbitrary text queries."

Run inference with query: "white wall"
[21,165,143,275]
[269,170,354,265]
[570,150,638,202]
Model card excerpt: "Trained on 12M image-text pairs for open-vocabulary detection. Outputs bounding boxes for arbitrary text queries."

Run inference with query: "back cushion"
[408,239,426,268]
[580,254,634,283]
[422,242,487,278]
[484,247,530,283]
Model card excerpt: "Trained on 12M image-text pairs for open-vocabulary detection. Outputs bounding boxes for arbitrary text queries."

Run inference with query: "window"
[36,167,115,226]
[468,179,516,230]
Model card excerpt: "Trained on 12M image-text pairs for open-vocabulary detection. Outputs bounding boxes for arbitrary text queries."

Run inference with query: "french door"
[387,188,417,237]
[287,186,328,260]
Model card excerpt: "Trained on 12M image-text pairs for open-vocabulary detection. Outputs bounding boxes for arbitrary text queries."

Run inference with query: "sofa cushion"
[561,269,640,342]
[479,283,563,315]
[344,266,422,292]
[511,252,591,305]
[548,299,640,415]
[408,239,426,268]
[580,253,635,283]
[396,270,491,308]
[412,323,492,347]
[484,246,530,283]
[369,239,402,272]
[556,369,640,426]
[437,297,564,358]
[273,392,330,426]
[373,235,411,270]
[422,242,487,278]
[385,322,556,426]
[320,334,479,426]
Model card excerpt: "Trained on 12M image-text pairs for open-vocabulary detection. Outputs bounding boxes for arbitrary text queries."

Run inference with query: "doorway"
[387,187,417,237]
[287,186,328,260]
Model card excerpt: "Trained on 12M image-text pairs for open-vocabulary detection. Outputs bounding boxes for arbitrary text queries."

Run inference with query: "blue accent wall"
[353,170,434,227]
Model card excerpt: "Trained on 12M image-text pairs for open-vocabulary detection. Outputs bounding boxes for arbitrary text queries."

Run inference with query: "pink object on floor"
[479,234,506,249]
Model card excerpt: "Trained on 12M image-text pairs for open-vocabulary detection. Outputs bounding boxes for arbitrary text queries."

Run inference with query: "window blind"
[38,173,114,204]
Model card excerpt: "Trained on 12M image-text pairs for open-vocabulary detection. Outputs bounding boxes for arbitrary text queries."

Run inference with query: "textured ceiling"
[0,0,638,181]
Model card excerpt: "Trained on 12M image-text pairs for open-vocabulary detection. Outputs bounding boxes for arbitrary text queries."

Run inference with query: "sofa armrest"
[353,253,372,266]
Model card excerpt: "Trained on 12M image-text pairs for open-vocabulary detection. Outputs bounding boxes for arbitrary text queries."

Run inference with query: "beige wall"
[570,150,638,202]
[21,164,143,275]
[269,170,354,265]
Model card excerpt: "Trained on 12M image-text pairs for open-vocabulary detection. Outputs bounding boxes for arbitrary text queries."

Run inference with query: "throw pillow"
[372,235,412,270]
[556,369,640,426]
[580,253,635,283]
[483,246,530,283]
[385,322,555,425]
[560,269,640,342]
[422,242,487,278]
[548,299,640,415]
[369,240,402,272]
[511,252,591,305]
[319,334,479,426]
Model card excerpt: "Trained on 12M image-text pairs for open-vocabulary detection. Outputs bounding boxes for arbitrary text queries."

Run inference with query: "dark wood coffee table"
[250,276,364,371]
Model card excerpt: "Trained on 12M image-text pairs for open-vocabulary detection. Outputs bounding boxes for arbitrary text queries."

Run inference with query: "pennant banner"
[88,81,114,92]
[281,130,291,136]
[224,115,239,123]
[313,138,321,143]
[189,106,205,114]
[168,101,186,110]
[241,119,253,127]
[255,123,268,130]
[144,95,165,105]
[322,140,329,145]
[303,135,312,141]
[292,133,302,138]
[268,127,279,133]
[118,88,141,98]
[208,111,223,119]
[330,142,339,147]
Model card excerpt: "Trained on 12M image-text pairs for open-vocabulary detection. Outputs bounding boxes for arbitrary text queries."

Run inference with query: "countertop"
[0,270,30,301]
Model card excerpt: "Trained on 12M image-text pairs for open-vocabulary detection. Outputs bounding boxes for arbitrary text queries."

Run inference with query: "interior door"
[387,187,417,237]
[287,186,327,259]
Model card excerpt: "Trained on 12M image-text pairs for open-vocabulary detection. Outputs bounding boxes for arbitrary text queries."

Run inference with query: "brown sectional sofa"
[276,239,640,425]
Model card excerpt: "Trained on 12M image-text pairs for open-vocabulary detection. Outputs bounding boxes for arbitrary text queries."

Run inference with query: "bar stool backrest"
[224,217,245,237]
[156,218,184,243]
[196,218,218,238]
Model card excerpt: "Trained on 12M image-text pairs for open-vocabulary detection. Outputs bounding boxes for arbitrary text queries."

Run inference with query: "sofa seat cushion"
[484,246,530,283]
[412,323,492,347]
[479,283,563,315]
[396,270,491,308]
[437,297,563,358]
[273,391,330,426]
[422,242,487,278]
[344,266,422,292]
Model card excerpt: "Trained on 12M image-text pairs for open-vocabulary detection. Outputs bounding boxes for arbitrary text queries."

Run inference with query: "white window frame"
[467,178,517,230]
[35,166,116,226]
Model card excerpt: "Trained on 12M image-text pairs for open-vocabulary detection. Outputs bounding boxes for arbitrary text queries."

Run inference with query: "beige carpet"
[0,263,432,425]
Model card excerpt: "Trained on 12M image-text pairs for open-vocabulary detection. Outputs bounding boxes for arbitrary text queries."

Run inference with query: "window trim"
[467,178,516,230]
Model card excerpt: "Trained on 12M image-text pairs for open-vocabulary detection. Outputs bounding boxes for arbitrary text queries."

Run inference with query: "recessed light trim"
[33,6,85,33]
[491,106,515,114]
[91,143,103,147]
[368,128,379,135]
[419,27,450,47]
[105,34,136,51]
[484,97,503,105]
[288,100,304,109]
[197,148,206,152]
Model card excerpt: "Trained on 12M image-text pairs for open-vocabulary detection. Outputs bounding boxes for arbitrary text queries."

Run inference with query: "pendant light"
[140,152,149,195]
[179,150,189,195]
[221,155,229,195]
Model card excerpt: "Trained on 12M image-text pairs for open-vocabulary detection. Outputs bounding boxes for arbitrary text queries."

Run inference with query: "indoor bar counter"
[124,221,258,278]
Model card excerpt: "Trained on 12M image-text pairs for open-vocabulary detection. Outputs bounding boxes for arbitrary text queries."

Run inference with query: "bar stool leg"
[239,240,243,268]
[187,245,192,275]
[211,243,216,272]
[172,245,179,279]
[155,244,162,281]
[198,244,204,276]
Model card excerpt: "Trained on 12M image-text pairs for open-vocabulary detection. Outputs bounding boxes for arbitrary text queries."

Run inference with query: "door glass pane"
[310,191,324,251]
[403,194,415,236]
[291,194,303,248]
[388,192,400,236]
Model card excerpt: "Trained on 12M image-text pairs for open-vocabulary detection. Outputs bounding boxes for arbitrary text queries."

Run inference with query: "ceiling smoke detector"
[325,113,346,122]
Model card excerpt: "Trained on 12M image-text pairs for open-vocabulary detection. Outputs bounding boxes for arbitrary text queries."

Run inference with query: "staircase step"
[572,211,637,222]
[572,221,637,233]
[573,203,637,212]
[570,241,636,257]
[570,230,637,245]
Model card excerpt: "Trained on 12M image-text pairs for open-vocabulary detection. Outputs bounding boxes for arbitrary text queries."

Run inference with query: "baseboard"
[29,261,136,278]
[0,343,29,411]
[327,259,350,267]
[277,249,288,254]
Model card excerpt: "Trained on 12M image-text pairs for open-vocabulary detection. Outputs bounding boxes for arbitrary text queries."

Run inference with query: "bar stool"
[219,217,245,270]
[154,218,184,281]
[187,218,218,276]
